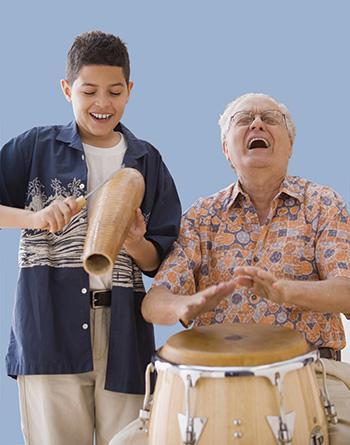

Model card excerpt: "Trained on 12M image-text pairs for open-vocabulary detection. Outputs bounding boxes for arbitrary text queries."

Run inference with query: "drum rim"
[153,348,319,377]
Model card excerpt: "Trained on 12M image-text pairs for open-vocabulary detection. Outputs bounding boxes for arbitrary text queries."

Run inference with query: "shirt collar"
[56,121,148,161]
[226,175,304,209]
[278,176,304,203]
[56,121,84,151]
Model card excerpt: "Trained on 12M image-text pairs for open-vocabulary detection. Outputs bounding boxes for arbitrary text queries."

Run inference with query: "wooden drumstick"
[42,172,119,231]
[76,195,87,211]
[76,169,121,210]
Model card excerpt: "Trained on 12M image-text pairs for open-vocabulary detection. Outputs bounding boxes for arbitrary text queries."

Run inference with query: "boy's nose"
[94,94,111,107]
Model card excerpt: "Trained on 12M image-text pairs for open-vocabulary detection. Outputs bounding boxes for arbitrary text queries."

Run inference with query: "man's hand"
[175,280,238,323]
[142,280,238,325]
[234,266,290,304]
[29,197,80,233]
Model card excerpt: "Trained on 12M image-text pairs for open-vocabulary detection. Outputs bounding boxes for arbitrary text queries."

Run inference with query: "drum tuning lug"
[324,402,338,425]
[310,425,325,444]
[138,408,151,432]
[267,412,295,444]
[317,358,338,425]
[279,424,292,444]
[138,362,154,431]
[139,408,150,421]
[177,413,207,445]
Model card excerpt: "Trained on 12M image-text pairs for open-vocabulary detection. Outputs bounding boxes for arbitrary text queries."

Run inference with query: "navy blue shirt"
[0,121,181,394]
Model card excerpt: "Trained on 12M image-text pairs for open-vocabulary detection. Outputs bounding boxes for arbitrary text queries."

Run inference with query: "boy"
[0,30,181,445]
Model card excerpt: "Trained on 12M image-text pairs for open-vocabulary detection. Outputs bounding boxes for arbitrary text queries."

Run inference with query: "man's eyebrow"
[80,82,125,87]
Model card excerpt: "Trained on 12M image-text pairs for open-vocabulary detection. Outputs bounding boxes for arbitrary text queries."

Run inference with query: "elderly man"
[142,93,350,444]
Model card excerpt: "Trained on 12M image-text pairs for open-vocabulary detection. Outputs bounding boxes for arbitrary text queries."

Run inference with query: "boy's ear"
[127,81,134,98]
[61,79,72,102]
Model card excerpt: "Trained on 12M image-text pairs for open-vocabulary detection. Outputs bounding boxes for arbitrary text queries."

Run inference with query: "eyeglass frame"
[230,109,287,129]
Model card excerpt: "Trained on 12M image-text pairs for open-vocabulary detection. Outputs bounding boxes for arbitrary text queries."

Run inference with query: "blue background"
[1,0,350,443]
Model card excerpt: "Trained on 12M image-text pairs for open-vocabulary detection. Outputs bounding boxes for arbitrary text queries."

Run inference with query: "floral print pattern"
[153,176,350,349]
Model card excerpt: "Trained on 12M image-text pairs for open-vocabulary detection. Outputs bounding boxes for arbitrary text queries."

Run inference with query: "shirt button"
[251,294,258,301]
[81,154,85,161]
[81,288,87,294]
[79,218,85,224]
[253,256,259,263]
[82,323,89,330]
[80,183,85,190]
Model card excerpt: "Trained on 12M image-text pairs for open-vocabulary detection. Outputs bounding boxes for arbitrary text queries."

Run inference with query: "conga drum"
[144,324,334,445]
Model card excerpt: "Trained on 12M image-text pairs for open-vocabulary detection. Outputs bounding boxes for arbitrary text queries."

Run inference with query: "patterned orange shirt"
[153,176,350,349]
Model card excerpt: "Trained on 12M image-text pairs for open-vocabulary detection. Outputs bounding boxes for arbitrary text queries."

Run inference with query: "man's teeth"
[248,137,269,149]
[91,113,112,120]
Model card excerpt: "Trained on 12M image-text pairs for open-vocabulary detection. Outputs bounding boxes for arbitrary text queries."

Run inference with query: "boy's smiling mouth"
[90,112,113,121]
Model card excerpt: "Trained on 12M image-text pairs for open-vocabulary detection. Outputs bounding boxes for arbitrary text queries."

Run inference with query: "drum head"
[159,324,311,366]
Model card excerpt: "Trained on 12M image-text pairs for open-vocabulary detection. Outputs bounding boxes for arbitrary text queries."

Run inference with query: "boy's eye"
[82,91,96,95]
[110,92,121,96]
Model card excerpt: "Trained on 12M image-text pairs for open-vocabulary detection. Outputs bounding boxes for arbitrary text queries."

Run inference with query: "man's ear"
[60,79,72,103]
[222,141,229,160]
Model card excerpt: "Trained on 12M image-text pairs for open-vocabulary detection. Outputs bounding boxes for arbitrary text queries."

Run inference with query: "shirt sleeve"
[315,189,350,280]
[0,129,35,208]
[151,204,202,295]
[143,160,182,277]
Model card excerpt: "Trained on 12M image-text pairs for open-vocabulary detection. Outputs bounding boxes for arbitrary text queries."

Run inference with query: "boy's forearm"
[124,237,160,271]
[0,205,34,229]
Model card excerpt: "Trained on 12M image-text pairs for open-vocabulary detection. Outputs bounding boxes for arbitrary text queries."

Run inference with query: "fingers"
[125,208,146,244]
[134,208,146,230]
[234,266,275,286]
[66,196,83,213]
[178,280,237,321]
[41,200,76,233]
[201,280,237,300]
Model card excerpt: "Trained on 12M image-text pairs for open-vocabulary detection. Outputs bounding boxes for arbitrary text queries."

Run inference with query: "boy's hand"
[123,208,146,252]
[30,197,80,233]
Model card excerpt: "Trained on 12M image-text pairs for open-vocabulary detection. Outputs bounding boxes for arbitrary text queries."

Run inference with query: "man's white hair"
[218,93,296,145]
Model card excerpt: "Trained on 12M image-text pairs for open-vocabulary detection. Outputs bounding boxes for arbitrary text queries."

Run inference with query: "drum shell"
[83,168,145,276]
[148,325,329,445]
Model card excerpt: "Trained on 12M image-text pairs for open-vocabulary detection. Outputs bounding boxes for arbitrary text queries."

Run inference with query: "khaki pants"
[109,359,350,445]
[18,307,143,445]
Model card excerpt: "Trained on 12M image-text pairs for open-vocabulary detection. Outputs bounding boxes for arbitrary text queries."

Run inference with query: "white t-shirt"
[83,132,127,290]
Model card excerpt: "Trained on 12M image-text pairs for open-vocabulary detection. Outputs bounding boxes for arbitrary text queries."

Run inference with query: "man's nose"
[250,115,265,130]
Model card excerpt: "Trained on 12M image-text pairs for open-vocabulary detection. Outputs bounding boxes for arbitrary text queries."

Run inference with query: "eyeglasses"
[230,110,286,127]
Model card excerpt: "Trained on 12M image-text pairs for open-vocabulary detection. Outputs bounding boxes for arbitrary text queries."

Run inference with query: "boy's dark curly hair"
[66,30,130,84]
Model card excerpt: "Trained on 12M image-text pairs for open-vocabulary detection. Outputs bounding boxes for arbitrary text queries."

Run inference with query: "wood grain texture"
[149,325,328,444]
[83,168,145,276]
[149,362,328,444]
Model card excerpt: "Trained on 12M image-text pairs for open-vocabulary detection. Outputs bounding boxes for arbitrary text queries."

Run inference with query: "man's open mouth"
[247,137,270,149]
